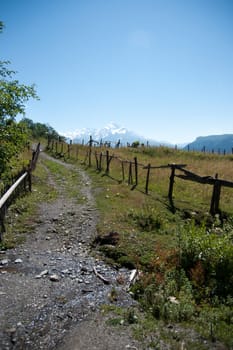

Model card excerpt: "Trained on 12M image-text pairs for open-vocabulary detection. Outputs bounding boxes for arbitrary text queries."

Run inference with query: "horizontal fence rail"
[0,172,28,209]
[0,143,40,241]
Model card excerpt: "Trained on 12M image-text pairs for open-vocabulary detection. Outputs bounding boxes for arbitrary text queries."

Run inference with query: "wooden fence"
[0,143,40,241]
[47,140,233,217]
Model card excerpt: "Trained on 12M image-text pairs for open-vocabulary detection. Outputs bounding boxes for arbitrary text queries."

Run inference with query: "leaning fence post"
[145,163,151,194]
[168,164,175,200]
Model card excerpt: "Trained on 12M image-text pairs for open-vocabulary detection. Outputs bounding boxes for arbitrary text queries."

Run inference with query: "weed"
[128,205,163,232]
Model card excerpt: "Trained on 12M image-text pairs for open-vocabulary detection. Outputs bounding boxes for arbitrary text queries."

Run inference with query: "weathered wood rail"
[174,165,233,215]
[0,143,40,241]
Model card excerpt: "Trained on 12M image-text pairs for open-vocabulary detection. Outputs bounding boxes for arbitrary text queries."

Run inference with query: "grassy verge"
[57,144,233,349]
[42,159,83,201]
[1,160,57,249]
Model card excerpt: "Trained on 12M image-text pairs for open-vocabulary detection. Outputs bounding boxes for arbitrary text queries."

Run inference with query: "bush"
[179,221,233,299]
[135,268,195,322]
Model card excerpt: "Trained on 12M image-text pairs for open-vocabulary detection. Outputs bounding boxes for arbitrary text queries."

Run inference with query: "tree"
[0,21,39,174]
[20,118,62,140]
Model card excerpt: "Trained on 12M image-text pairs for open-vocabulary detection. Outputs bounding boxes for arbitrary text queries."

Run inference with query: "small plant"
[178,220,233,300]
[124,308,138,324]
[128,205,163,232]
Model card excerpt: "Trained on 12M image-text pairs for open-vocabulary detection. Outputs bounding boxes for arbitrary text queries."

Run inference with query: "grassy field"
[56,142,233,348]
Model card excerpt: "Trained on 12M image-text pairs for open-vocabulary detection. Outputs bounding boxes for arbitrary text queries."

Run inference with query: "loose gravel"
[0,152,141,350]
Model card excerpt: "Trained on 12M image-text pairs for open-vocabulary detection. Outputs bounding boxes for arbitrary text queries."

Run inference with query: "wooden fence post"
[106,150,110,174]
[28,170,32,192]
[0,207,6,242]
[168,164,175,200]
[99,152,102,171]
[89,135,93,147]
[145,163,151,194]
[95,151,99,170]
[134,157,138,187]
[210,174,221,215]
[76,145,79,160]
[88,148,92,167]
[121,161,125,181]
[128,162,133,185]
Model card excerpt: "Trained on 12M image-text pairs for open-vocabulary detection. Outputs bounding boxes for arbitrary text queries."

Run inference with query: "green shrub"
[137,268,195,323]
[179,221,233,299]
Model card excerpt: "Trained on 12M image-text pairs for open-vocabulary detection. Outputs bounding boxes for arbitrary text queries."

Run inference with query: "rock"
[93,231,120,246]
[14,258,23,264]
[35,270,48,279]
[168,296,179,304]
[0,259,9,265]
[50,274,60,282]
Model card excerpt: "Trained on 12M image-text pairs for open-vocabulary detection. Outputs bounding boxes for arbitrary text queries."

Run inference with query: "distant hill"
[61,122,171,147]
[184,134,233,153]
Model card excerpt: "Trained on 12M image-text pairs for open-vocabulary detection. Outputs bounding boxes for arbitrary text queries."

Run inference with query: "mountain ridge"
[61,122,168,146]
[60,122,233,152]
[184,134,233,153]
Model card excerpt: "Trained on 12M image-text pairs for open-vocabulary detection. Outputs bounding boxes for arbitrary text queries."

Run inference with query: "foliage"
[0,63,38,121]
[179,220,233,300]
[0,120,29,174]
[20,117,62,140]
[131,140,140,148]
[0,22,38,175]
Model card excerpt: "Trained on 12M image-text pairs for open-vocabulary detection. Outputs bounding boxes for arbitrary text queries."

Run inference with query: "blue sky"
[1,0,233,144]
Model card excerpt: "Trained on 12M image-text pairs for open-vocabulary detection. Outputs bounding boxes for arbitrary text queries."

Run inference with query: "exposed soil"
[0,152,141,350]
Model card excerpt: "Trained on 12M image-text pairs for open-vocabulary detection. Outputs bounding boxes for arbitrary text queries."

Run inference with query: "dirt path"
[0,152,142,350]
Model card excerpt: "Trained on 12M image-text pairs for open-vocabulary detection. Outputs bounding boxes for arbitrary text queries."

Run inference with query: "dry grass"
[63,143,233,215]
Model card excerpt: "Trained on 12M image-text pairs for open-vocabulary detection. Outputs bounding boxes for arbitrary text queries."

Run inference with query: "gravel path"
[0,152,141,350]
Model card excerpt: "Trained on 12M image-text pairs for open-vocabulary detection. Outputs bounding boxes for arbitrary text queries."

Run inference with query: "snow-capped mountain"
[61,122,163,146]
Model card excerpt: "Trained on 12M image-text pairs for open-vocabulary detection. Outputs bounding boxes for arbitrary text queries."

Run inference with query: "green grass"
[54,143,233,348]
[42,159,84,202]
[2,160,57,249]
